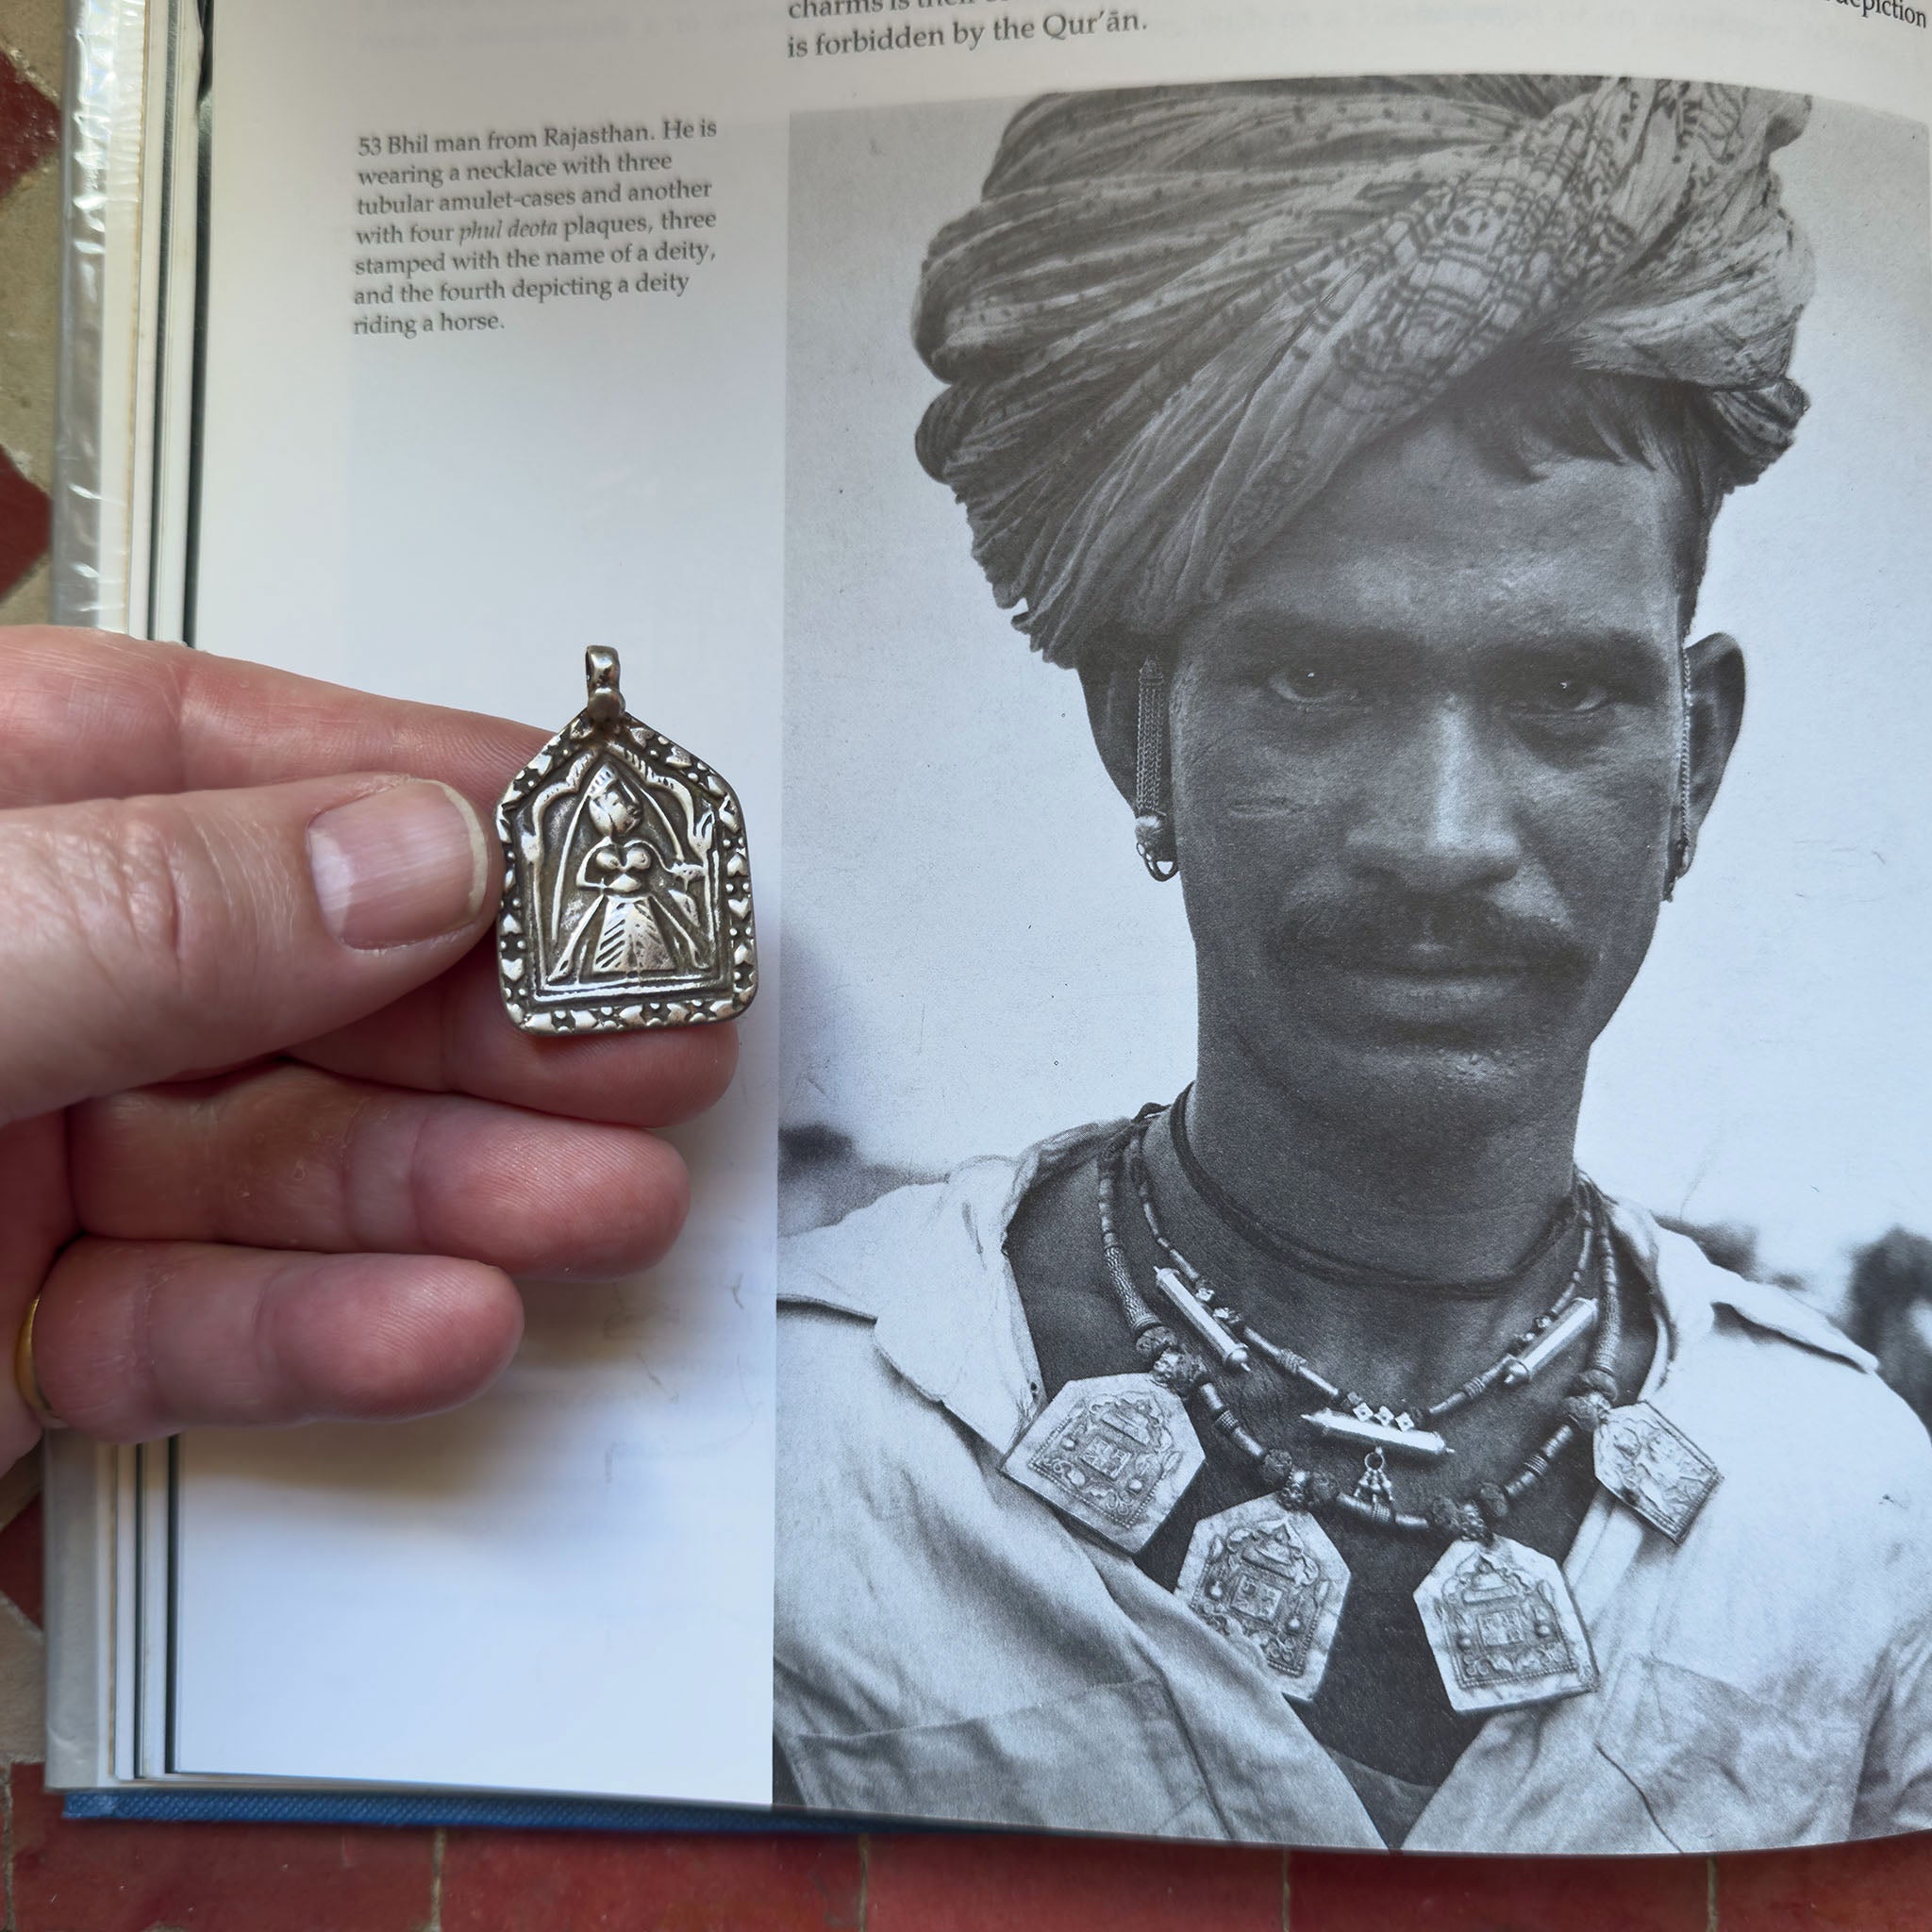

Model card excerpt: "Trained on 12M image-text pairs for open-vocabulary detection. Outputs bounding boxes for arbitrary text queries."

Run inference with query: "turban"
[914,78,1814,669]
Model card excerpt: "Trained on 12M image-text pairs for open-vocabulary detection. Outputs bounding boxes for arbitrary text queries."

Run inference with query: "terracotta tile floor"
[5,10,1932,1927]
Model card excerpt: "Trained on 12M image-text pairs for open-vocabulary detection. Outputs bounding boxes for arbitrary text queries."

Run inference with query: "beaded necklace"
[1123,1118,1598,1460]
[1101,1116,1617,1532]
[1000,1105,1720,1715]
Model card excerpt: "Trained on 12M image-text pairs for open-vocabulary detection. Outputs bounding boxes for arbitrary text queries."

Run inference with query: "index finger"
[0,627,543,810]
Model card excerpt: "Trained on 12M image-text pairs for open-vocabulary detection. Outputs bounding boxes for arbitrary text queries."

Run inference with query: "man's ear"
[1681,630,1746,868]
[1078,650,1145,810]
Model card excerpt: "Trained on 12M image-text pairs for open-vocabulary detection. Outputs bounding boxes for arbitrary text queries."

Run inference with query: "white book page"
[176,0,789,1802]
[174,0,1926,1804]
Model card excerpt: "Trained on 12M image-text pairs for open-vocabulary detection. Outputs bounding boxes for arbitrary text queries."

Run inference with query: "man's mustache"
[1279,890,1594,979]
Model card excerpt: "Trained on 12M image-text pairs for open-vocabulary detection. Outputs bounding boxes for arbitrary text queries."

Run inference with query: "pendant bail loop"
[585,646,624,726]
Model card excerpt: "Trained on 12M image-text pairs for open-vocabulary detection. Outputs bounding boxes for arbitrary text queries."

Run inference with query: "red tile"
[440,1828,864,1932]
[865,1832,1283,1932]
[10,1764,436,1932]
[1718,1831,1932,1930]
[0,50,58,201]
[0,443,50,603]
[1290,1850,1707,1931]
[0,1493,45,1626]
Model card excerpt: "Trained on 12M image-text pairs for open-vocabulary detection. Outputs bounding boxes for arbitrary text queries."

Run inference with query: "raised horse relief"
[495,648,757,1032]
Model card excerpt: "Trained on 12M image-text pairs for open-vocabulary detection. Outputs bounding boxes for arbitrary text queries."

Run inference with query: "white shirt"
[774,1126,1932,1852]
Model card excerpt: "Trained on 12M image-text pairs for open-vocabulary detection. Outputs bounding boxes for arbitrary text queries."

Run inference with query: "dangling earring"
[1663,651,1693,901]
[1133,656,1178,881]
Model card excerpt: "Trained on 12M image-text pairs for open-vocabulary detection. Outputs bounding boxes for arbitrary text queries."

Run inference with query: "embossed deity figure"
[554,777,711,985]
[774,79,1932,1854]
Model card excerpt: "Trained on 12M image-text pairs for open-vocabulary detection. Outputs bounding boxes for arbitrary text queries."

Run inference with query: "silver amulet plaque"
[1174,1495,1350,1703]
[1002,1373,1204,1554]
[1592,1402,1721,1543]
[1412,1535,1597,1715]
[495,648,757,1033]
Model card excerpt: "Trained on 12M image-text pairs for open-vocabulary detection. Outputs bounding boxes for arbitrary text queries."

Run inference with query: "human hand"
[0,629,737,1463]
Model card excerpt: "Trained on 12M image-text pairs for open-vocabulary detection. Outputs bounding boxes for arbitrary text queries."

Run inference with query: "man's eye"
[1507,673,1611,715]
[1265,662,1361,707]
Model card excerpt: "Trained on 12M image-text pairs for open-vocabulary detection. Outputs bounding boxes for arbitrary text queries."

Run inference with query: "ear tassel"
[1663,650,1694,901]
[1133,656,1178,881]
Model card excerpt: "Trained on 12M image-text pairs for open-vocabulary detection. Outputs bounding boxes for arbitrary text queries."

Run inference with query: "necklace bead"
[1152,1348,1210,1394]
[1565,1391,1614,1431]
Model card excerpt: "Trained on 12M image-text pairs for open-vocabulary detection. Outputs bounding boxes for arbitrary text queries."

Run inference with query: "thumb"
[0,774,495,1125]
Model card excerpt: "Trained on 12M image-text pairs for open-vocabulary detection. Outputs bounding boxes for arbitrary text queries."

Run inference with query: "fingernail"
[308,781,490,950]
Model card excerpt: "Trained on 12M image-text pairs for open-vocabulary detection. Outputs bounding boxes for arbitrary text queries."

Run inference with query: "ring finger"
[29,1241,525,1441]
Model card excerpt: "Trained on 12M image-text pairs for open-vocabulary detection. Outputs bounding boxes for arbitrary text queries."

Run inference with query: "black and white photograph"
[774,77,1932,1853]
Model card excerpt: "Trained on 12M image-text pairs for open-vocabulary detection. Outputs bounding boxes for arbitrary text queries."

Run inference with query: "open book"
[43,0,1932,1854]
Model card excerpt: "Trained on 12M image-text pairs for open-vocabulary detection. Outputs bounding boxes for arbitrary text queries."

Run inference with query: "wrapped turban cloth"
[914,78,1814,669]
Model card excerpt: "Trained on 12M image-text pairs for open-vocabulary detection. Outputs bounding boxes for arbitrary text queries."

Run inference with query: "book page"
[175,0,1930,1839]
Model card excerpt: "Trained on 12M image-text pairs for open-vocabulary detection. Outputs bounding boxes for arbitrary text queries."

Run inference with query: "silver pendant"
[1593,1402,1721,1543]
[1174,1495,1349,1703]
[1352,1445,1396,1512]
[1002,1373,1204,1553]
[495,649,757,1033]
[1307,1404,1449,1462]
[1499,1298,1598,1386]
[1149,1265,1251,1371]
[1413,1536,1597,1714]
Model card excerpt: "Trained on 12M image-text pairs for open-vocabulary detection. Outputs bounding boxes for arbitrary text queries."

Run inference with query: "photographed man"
[774,77,1932,1852]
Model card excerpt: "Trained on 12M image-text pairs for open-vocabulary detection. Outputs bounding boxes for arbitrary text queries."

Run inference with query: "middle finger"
[72,1062,689,1280]
[291,940,739,1129]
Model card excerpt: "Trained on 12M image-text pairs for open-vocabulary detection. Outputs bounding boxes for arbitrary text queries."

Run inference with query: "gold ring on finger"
[14,1295,63,1432]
